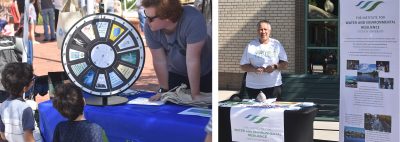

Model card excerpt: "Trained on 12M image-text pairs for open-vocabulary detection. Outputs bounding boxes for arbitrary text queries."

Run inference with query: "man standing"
[240,20,288,99]
[40,0,56,41]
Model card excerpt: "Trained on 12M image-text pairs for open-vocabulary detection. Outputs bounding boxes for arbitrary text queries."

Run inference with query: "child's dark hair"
[52,83,84,121]
[1,62,33,97]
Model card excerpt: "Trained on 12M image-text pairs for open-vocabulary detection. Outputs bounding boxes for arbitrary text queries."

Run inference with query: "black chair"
[228,72,249,102]
[0,37,21,103]
[228,72,283,101]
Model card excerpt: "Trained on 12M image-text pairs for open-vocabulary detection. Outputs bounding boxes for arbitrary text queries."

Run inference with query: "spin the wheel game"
[61,14,145,105]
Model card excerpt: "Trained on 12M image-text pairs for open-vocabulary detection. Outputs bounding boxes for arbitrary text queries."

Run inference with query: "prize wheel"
[61,13,145,98]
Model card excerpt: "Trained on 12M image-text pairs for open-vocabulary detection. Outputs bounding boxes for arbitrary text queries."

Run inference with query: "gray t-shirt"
[145,6,212,76]
[40,0,55,10]
[0,97,35,141]
[53,120,106,142]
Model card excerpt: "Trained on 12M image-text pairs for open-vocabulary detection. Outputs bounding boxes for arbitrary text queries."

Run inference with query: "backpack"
[0,36,19,102]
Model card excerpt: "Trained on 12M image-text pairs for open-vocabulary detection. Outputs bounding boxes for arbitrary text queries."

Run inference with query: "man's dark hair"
[142,0,183,23]
[1,62,33,97]
[52,83,84,121]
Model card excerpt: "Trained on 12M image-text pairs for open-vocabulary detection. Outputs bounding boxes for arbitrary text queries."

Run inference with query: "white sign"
[230,107,284,142]
[340,0,399,141]
[127,97,165,106]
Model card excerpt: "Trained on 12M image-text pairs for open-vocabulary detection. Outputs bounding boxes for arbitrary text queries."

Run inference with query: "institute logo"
[245,114,268,124]
[355,1,384,11]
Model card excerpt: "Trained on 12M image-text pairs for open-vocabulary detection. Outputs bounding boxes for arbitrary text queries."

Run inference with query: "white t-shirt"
[28,3,36,23]
[240,38,288,89]
[53,0,64,10]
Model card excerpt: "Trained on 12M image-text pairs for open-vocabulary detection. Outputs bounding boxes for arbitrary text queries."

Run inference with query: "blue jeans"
[138,9,146,31]
[0,19,7,32]
[41,8,56,40]
[24,40,33,98]
[27,40,33,64]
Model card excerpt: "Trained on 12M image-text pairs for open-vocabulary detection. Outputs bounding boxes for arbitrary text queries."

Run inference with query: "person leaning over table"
[240,20,288,100]
[142,0,212,101]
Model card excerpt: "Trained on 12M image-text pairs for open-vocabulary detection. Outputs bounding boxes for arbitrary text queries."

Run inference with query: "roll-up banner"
[340,0,399,141]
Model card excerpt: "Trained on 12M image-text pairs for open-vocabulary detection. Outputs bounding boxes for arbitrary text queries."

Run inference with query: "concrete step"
[313,121,339,141]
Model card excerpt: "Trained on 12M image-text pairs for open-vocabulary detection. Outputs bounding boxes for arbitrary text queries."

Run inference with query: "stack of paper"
[127,97,165,105]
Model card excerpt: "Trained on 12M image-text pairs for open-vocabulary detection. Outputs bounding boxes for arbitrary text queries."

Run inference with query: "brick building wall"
[219,0,304,90]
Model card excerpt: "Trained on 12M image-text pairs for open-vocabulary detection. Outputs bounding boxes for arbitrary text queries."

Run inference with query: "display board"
[340,1,399,141]
[61,13,145,96]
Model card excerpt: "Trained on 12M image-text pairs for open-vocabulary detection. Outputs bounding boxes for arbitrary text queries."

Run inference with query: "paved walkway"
[33,25,158,103]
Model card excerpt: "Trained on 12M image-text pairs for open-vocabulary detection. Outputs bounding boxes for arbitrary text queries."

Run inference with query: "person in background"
[39,0,56,41]
[16,0,24,16]
[193,0,202,11]
[113,0,121,16]
[240,20,288,100]
[15,0,35,64]
[204,118,212,142]
[33,0,39,36]
[0,0,15,36]
[193,0,211,36]
[106,0,114,13]
[16,0,25,33]
[135,0,145,32]
[28,0,39,44]
[52,83,108,142]
[142,0,212,101]
[53,0,63,29]
[10,0,19,31]
[94,0,101,13]
[0,0,10,33]
[0,63,39,142]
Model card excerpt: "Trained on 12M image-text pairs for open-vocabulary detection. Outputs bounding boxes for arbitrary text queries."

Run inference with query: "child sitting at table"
[0,62,42,141]
[52,83,108,142]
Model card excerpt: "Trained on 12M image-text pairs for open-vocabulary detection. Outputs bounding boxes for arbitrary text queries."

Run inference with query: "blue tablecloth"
[38,92,209,142]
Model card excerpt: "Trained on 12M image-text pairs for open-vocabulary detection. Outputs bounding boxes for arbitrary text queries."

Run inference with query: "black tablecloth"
[219,106,318,142]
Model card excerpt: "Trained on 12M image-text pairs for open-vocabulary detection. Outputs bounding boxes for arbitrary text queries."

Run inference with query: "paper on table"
[123,89,137,94]
[300,102,316,107]
[178,107,211,117]
[119,89,140,96]
[127,97,165,105]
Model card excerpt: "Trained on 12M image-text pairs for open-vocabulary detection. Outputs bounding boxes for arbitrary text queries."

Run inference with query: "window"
[306,0,339,75]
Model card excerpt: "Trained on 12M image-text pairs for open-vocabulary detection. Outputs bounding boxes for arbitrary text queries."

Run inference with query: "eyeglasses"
[29,75,37,86]
[25,74,37,87]
[31,75,37,83]
[144,10,159,23]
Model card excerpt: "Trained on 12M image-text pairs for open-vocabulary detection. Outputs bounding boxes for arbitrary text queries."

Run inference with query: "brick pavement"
[33,26,158,103]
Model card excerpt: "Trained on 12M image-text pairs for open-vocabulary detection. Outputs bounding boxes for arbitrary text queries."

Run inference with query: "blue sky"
[358,64,376,73]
